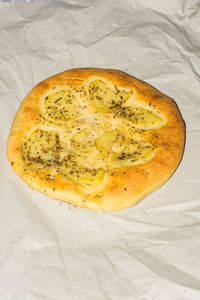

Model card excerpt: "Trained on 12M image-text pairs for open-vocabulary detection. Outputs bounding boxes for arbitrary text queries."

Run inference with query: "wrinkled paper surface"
[0,0,200,299]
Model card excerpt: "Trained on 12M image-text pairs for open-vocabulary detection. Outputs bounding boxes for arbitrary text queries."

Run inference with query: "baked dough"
[7,68,185,211]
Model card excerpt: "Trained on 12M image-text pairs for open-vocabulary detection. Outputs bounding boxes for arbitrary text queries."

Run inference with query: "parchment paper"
[0,1,200,299]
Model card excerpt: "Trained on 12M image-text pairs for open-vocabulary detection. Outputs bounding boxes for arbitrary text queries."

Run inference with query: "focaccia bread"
[7,68,185,211]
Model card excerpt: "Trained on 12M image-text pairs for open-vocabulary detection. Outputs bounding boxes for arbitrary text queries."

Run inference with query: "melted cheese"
[23,129,61,169]
[89,80,132,112]
[61,154,104,186]
[25,79,166,186]
[118,107,164,129]
[70,127,104,169]
[95,129,155,168]
[44,89,80,123]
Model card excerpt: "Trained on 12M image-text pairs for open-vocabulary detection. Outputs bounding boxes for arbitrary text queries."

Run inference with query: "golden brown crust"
[7,68,185,211]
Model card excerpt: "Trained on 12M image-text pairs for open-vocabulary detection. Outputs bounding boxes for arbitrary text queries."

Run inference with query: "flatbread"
[7,68,185,211]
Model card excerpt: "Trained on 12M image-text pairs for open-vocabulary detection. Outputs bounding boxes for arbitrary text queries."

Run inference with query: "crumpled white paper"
[0,0,200,299]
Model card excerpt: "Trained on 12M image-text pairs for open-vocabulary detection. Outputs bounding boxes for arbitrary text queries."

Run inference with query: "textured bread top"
[7,68,185,211]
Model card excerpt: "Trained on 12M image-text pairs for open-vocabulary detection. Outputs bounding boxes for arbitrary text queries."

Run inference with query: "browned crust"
[7,68,185,211]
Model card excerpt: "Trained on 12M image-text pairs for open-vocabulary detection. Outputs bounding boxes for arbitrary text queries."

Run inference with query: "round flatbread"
[7,68,185,211]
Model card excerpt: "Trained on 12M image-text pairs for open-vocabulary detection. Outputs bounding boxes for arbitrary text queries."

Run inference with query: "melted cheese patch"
[89,80,132,112]
[95,129,155,168]
[70,128,104,169]
[23,129,61,168]
[118,107,164,129]
[44,89,80,122]
[32,81,166,187]
[62,154,104,186]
